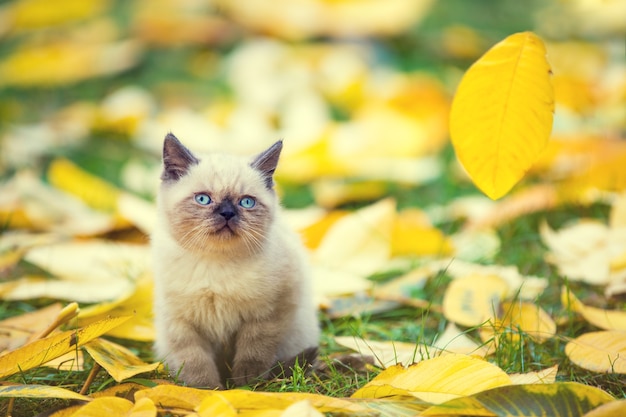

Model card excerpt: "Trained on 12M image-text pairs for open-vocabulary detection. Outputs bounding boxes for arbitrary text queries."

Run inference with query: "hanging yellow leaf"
[352,354,512,404]
[0,315,131,378]
[565,330,626,373]
[422,382,614,416]
[0,384,90,402]
[450,31,554,200]
[562,288,626,331]
[83,338,160,382]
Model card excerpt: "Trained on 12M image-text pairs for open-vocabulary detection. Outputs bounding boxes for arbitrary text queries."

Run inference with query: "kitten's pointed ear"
[251,140,282,189]
[161,133,199,181]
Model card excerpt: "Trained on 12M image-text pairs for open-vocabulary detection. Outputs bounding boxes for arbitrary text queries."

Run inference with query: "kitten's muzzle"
[217,200,237,221]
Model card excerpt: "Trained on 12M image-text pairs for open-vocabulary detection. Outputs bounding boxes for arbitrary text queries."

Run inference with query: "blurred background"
[0,0,624,213]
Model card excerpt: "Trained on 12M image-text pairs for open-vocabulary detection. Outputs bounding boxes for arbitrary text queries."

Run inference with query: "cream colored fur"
[152,135,319,388]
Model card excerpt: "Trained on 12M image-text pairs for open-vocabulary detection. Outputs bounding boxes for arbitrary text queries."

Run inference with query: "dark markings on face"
[169,192,273,255]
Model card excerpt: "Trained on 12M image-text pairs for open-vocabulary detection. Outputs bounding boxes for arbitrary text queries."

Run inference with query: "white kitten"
[152,133,319,388]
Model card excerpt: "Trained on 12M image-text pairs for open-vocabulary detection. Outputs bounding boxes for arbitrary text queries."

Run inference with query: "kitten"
[152,133,320,388]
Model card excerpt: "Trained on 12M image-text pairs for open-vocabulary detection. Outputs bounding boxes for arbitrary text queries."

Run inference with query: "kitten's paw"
[230,359,270,386]
[177,367,223,389]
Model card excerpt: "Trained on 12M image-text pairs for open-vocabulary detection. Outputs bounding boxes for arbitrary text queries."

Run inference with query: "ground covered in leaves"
[0,0,625,416]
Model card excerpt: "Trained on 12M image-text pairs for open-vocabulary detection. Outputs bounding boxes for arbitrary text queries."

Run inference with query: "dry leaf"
[480,301,556,345]
[565,331,626,373]
[84,338,160,382]
[450,31,554,200]
[562,289,626,331]
[442,274,509,327]
[352,354,512,404]
[335,336,439,368]
[0,384,90,401]
[0,315,131,378]
[422,382,615,417]
[509,365,558,384]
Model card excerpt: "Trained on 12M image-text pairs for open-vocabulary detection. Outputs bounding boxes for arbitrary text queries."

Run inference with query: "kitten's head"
[158,133,282,256]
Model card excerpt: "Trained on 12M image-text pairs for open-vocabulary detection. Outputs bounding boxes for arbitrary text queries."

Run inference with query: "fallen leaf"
[480,301,556,345]
[442,274,509,327]
[0,384,90,401]
[68,396,135,417]
[0,240,151,303]
[565,330,626,373]
[422,382,614,416]
[562,288,626,331]
[313,198,394,276]
[391,209,453,257]
[280,400,324,417]
[84,338,160,382]
[450,31,554,200]
[583,400,626,417]
[352,354,512,404]
[509,365,558,384]
[0,303,63,352]
[432,323,490,357]
[335,336,439,368]
[77,273,155,341]
[214,0,434,39]
[541,220,626,285]
[0,315,131,378]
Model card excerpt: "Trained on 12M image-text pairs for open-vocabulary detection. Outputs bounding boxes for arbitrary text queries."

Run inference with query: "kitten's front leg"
[163,324,223,389]
[230,318,285,386]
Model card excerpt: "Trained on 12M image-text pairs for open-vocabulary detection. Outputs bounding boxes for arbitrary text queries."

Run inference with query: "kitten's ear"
[251,140,283,189]
[161,133,199,181]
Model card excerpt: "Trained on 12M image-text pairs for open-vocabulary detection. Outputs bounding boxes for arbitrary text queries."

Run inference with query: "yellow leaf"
[422,382,614,416]
[6,0,110,30]
[0,40,141,87]
[311,180,388,209]
[335,336,438,368]
[0,315,131,378]
[84,338,160,382]
[196,392,237,417]
[78,274,155,341]
[509,365,558,384]
[391,209,453,257]
[565,330,626,373]
[562,289,626,331]
[480,301,556,345]
[128,397,157,417]
[0,384,90,401]
[313,198,394,277]
[0,303,63,352]
[134,385,213,411]
[280,400,324,417]
[68,396,134,417]
[442,274,509,327]
[352,354,512,404]
[450,31,554,200]
[583,400,626,417]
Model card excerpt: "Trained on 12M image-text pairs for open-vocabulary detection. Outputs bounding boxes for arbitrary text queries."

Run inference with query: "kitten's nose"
[218,201,237,220]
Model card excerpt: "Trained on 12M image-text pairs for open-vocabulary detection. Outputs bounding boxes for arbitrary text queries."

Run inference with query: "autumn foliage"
[1,0,625,416]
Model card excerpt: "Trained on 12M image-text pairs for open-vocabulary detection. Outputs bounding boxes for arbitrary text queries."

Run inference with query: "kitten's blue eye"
[194,193,211,205]
[239,197,256,209]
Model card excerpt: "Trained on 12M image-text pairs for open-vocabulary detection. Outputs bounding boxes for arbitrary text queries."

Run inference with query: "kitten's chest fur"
[155,237,290,342]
